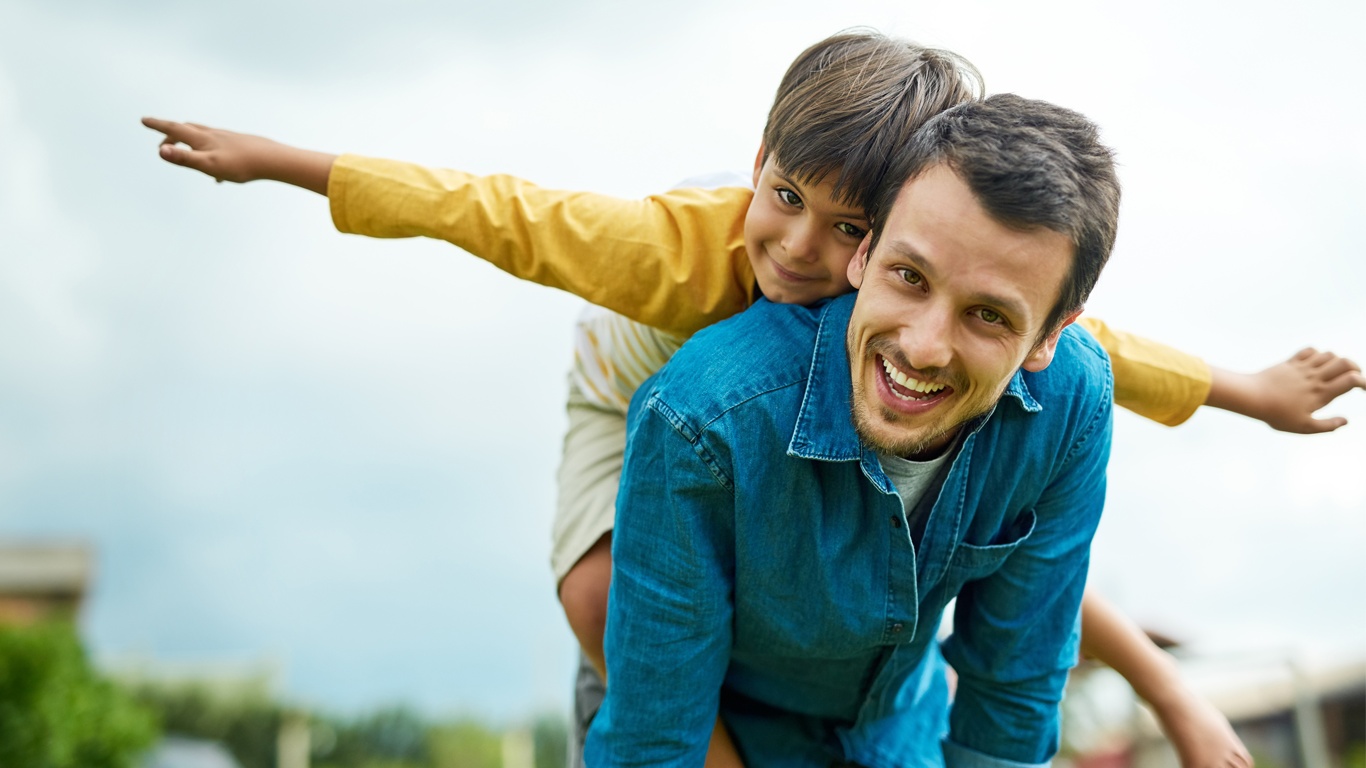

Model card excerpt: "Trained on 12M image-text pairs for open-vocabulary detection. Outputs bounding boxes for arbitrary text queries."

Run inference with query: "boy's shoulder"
[642,299,827,425]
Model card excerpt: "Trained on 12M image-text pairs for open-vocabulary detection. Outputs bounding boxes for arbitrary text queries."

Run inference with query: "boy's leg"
[552,383,627,763]
[552,384,747,768]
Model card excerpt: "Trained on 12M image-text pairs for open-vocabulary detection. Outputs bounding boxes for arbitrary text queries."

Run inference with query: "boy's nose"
[782,220,821,264]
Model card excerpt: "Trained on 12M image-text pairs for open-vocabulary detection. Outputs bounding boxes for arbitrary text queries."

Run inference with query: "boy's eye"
[777,188,803,207]
[835,222,866,238]
[897,268,923,286]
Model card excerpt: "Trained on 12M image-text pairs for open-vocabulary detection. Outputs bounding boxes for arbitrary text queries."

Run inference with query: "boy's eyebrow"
[881,240,1031,324]
[772,167,868,221]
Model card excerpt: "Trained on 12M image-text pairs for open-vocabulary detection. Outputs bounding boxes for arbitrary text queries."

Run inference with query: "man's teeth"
[882,358,946,395]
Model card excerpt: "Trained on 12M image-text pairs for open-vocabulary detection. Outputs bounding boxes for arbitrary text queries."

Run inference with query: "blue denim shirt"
[585,294,1113,768]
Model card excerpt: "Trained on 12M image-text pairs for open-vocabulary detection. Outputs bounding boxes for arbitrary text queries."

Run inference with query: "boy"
[143,30,1361,767]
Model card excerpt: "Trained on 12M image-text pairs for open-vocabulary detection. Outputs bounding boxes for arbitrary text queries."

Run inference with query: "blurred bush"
[0,621,159,768]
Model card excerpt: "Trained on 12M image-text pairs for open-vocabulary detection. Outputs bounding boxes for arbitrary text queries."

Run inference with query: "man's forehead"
[873,166,1074,326]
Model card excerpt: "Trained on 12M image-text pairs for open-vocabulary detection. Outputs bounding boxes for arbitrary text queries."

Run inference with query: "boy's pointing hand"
[141,118,336,195]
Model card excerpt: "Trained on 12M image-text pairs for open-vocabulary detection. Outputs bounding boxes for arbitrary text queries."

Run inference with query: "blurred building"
[1064,646,1366,768]
[0,540,92,625]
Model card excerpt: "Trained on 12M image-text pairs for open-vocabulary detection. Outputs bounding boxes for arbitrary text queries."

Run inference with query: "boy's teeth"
[882,358,945,394]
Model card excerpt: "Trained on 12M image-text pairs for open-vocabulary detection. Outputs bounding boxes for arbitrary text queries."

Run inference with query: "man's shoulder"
[1052,322,1113,392]
[641,298,826,425]
[1006,322,1114,446]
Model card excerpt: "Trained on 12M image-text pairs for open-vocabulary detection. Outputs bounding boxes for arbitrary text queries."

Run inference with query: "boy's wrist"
[258,143,335,196]
[1205,367,1264,420]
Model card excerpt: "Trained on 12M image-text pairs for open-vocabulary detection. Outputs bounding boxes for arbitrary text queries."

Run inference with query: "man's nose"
[899,305,953,371]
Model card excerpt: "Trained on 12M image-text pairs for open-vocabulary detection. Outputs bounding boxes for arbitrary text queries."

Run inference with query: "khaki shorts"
[550,383,627,584]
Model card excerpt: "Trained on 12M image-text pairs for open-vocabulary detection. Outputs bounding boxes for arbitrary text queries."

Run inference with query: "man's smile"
[876,354,953,412]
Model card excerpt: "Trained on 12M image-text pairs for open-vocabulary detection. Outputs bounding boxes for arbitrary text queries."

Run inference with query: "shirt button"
[891,623,903,634]
[890,515,902,529]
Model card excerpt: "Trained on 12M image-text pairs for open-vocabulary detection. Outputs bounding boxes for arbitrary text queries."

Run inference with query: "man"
[584,94,1121,767]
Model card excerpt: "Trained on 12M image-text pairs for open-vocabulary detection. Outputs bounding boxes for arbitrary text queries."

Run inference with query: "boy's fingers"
[1315,356,1362,382]
[157,143,188,165]
[1303,415,1348,434]
[1304,349,1337,369]
[1291,346,1318,363]
[158,143,210,176]
[1327,369,1366,395]
[142,116,193,142]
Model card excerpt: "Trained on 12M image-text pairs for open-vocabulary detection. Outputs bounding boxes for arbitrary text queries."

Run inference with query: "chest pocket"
[945,509,1037,584]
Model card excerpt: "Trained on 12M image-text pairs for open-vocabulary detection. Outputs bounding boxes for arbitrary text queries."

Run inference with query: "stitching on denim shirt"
[647,379,805,493]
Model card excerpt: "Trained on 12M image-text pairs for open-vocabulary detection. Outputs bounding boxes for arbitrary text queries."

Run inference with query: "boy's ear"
[752,143,765,188]
[847,234,874,289]
[1022,307,1084,372]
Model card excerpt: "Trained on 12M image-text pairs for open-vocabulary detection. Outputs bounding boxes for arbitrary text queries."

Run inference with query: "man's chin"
[852,405,956,460]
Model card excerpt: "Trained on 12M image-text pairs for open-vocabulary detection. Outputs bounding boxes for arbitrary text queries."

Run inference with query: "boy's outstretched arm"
[1079,591,1252,768]
[1205,348,1365,433]
[142,117,335,195]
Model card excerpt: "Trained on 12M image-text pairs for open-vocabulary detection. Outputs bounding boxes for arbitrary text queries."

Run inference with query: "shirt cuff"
[942,739,1049,768]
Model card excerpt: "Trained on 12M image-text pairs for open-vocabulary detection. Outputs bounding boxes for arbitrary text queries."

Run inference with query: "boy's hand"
[141,118,335,195]
[1207,348,1365,433]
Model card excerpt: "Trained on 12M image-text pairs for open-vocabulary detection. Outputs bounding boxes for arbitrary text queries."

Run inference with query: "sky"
[1,0,1363,721]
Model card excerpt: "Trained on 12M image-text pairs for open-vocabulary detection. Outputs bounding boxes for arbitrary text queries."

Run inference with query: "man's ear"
[752,143,765,188]
[847,234,873,289]
[1022,307,1084,372]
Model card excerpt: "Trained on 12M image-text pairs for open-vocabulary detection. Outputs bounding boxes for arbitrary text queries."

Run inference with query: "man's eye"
[898,268,922,286]
[977,308,1003,324]
[836,222,866,238]
[777,188,803,207]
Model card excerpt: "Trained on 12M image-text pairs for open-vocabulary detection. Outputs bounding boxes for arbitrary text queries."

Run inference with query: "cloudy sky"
[2,0,1362,721]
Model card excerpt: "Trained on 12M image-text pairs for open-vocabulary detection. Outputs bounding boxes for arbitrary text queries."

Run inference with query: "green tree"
[0,621,159,768]
[131,684,282,768]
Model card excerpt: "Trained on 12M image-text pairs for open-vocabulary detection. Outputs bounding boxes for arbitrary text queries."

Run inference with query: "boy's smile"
[744,153,869,306]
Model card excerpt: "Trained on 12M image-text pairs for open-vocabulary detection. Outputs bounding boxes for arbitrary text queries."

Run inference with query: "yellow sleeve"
[327,154,756,337]
[1077,316,1212,426]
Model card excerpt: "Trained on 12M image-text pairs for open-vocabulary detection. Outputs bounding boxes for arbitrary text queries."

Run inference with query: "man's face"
[846,163,1079,459]
[744,152,869,305]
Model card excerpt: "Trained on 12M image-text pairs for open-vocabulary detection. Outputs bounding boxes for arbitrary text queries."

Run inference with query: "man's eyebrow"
[881,241,1031,324]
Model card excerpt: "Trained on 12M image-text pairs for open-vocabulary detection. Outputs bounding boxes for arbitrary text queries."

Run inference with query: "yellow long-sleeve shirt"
[328,155,1212,426]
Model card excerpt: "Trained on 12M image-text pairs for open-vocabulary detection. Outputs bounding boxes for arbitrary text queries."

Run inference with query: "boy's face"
[744,152,869,305]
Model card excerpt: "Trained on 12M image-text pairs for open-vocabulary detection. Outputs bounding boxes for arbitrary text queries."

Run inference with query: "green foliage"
[131,676,571,768]
[1345,744,1366,768]
[0,621,159,768]
[422,719,500,768]
[531,715,567,768]
[320,706,431,767]
[130,684,283,768]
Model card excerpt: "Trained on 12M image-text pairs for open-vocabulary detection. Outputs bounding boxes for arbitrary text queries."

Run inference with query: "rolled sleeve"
[584,395,736,767]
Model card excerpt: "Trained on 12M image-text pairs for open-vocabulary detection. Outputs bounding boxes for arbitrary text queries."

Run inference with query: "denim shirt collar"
[786,294,1042,464]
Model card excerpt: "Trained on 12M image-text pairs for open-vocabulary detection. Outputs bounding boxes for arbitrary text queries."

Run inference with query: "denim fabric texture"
[584,294,1113,768]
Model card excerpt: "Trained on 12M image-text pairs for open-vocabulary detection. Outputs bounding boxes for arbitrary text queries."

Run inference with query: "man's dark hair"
[868,94,1121,335]
[762,29,983,214]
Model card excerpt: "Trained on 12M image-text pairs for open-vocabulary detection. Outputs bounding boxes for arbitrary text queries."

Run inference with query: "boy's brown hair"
[762,29,984,214]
